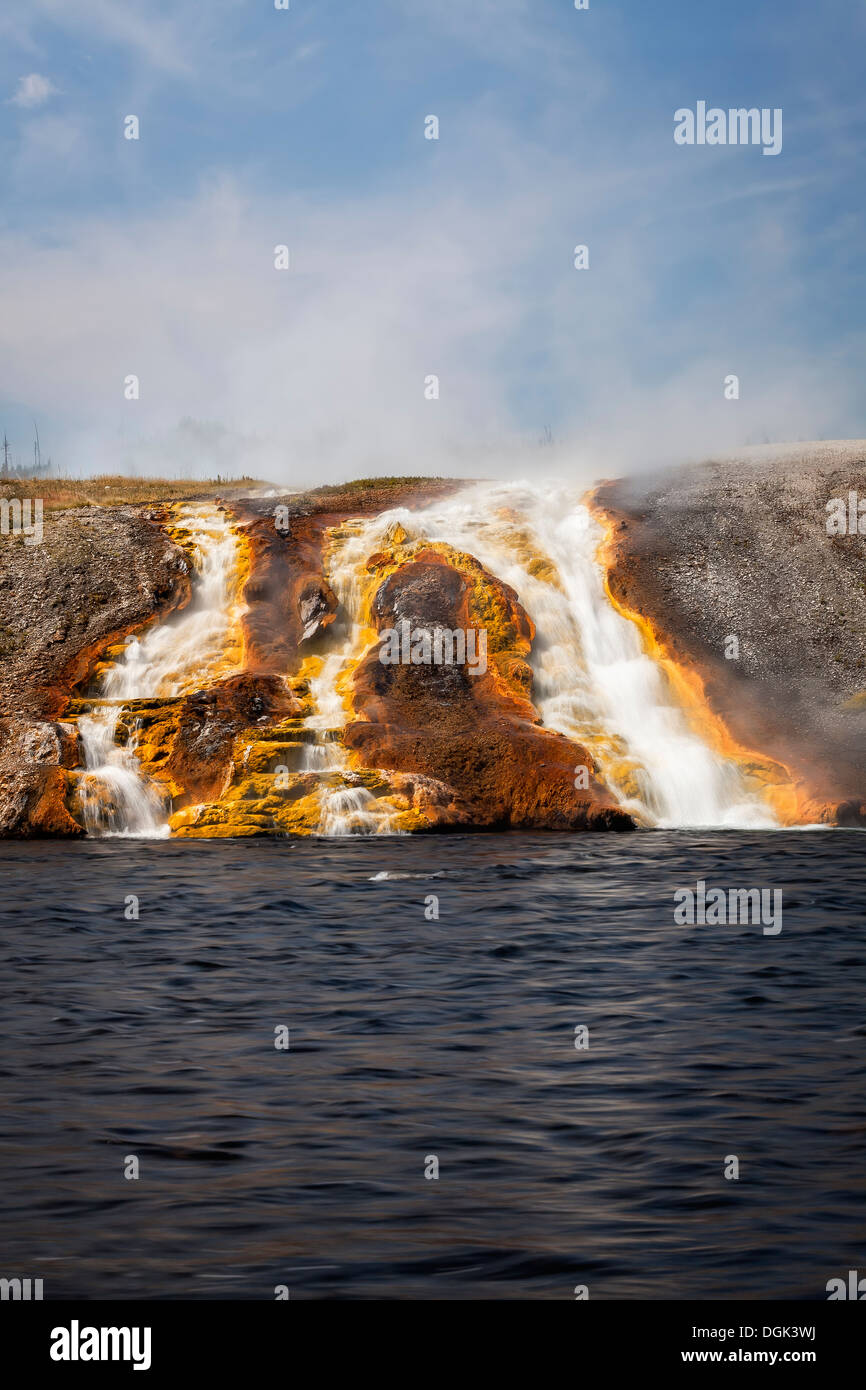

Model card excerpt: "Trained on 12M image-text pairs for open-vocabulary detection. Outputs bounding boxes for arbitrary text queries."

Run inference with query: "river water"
[1,831,863,1300]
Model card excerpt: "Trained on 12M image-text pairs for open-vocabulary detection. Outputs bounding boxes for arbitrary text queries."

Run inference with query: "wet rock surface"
[226,480,463,676]
[345,545,633,831]
[598,441,866,818]
[0,505,190,835]
[120,673,302,811]
[0,718,83,836]
[5,455,864,836]
[0,504,190,717]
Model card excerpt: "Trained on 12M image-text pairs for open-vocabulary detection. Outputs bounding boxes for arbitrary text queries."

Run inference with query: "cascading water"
[76,706,168,837]
[73,484,779,837]
[301,521,401,836]
[76,505,246,837]
[101,507,244,702]
[343,481,778,830]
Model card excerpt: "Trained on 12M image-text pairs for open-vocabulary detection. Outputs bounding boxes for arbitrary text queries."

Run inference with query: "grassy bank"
[309,475,448,495]
[0,474,272,511]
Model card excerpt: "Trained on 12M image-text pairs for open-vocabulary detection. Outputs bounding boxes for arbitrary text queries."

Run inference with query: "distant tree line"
[1,426,53,480]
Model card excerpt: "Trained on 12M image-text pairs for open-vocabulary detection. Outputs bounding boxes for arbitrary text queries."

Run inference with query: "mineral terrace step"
[239,740,334,774]
[66,696,185,715]
[255,725,343,744]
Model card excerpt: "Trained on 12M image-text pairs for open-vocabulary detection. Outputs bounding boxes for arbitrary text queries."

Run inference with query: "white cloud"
[0,135,859,488]
[10,73,57,108]
[0,2,861,484]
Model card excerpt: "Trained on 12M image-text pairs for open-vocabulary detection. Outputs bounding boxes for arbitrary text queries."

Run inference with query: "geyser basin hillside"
[1,447,864,838]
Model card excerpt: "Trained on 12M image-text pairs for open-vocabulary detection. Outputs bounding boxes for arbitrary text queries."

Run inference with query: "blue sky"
[0,0,864,484]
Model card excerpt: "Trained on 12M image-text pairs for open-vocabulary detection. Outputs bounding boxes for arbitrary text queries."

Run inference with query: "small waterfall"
[76,706,168,838]
[102,508,244,701]
[348,482,778,830]
[75,504,245,837]
[302,523,401,836]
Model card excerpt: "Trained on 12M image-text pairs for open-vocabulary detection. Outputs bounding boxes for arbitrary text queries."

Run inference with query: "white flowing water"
[302,522,401,836]
[77,505,245,838]
[101,507,243,701]
[76,705,168,838]
[336,481,778,829]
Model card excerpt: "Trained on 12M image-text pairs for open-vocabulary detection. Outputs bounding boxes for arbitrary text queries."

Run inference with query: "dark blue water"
[1,832,864,1300]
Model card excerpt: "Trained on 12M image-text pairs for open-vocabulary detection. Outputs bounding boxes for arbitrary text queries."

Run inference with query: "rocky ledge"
[597,441,866,823]
[0,505,190,835]
[0,478,631,836]
[4,448,864,837]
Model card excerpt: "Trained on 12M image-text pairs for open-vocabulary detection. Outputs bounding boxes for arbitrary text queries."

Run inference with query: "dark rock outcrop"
[118,672,302,809]
[344,545,633,831]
